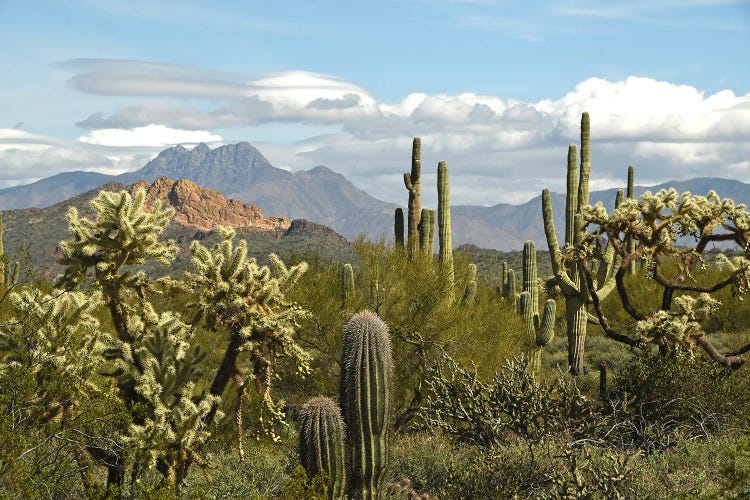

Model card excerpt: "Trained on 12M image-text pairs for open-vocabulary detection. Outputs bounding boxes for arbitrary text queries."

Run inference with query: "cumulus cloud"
[6,60,750,207]
[77,124,222,147]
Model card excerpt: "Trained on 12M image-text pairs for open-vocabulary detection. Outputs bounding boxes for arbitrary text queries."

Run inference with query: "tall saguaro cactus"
[518,240,556,373]
[541,113,620,375]
[340,310,392,500]
[522,241,539,318]
[437,161,454,288]
[394,208,405,249]
[299,397,347,499]
[403,138,422,259]
[626,165,637,276]
[0,212,5,297]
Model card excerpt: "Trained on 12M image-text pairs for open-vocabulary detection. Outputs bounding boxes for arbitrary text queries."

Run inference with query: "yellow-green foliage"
[289,239,525,428]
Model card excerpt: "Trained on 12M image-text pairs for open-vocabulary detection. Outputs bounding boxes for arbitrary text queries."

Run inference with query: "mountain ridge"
[2,142,748,251]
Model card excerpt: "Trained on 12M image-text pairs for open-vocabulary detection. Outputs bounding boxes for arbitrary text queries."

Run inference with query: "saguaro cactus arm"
[542,189,578,294]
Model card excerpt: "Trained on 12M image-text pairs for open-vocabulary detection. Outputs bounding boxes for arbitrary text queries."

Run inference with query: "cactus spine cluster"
[461,263,478,305]
[518,241,555,372]
[299,397,347,499]
[437,161,454,288]
[542,113,620,375]
[340,310,392,499]
[403,138,422,259]
[342,263,355,307]
[418,208,435,255]
[394,208,405,249]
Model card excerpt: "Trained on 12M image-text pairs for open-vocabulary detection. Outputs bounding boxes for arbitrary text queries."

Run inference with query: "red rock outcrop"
[129,177,291,232]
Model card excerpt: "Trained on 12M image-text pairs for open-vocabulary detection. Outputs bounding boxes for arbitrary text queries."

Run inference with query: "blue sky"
[1,0,749,206]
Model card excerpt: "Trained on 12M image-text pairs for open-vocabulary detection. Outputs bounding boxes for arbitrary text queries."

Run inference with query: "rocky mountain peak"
[129,176,291,232]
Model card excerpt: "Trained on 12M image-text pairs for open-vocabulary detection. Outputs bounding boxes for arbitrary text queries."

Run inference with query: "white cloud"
[77,124,223,147]
[6,64,750,207]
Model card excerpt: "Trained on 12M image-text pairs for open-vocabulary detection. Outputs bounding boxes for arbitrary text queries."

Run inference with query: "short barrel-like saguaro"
[340,310,392,500]
[299,397,347,499]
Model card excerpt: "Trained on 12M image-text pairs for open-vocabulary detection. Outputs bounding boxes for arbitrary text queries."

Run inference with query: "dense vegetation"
[4,113,750,499]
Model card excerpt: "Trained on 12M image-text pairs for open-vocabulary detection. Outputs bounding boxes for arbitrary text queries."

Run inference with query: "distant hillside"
[2,142,749,251]
[1,177,355,277]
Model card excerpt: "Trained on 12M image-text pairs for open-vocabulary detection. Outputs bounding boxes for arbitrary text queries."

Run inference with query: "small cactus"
[299,397,347,499]
[340,311,392,500]
[461,263,477,305]
[520,292,556,374]
[342,263,355,307]
[418,208,433,254]
[394,208,405,249]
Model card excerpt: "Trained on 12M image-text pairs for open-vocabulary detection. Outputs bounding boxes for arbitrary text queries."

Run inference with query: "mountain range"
[2,142,748,251]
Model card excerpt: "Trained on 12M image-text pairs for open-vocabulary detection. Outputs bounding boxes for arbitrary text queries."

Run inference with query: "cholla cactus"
[0,289,102,399]
[187,227,311,446]
[107,304,215,485]
[582,187,750,369]
[55,187,217,487]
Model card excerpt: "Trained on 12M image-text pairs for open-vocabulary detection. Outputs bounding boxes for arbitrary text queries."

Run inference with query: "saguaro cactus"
[461,263,478,305]
[519,292,556,374]
[403,138,422,259]
[541,113,621,375]
[522,241,539,318]
[418,208,435,255]
[299,397,347,499]
[0,212,5,296]
[394,208,405,249]
[340,310,392,500]
[437,161,454,289]
[342,263,355,307]
[626,165,637,276]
